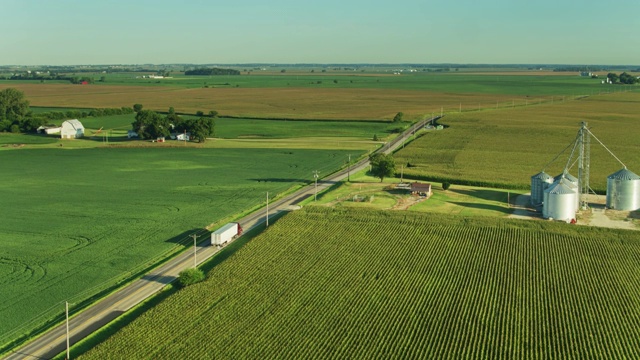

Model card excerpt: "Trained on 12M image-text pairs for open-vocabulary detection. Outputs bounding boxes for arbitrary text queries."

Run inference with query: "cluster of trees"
[131,105,216,142]
[0,88,138,133]
[1,72,95,84]
[184,68,240,76]
[608,72,638,85]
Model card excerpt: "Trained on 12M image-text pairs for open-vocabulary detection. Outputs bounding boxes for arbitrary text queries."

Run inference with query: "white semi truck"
[211,222,243,246]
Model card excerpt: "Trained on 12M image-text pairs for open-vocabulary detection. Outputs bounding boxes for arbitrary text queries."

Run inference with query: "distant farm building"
[410,182,432,197]
[176,133,190,141]
[60,119,84,139]
[37,125,61,135]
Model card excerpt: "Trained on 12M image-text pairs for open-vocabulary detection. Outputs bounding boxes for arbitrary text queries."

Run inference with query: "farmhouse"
[410,182,432,197]
[176,133,190,141]
[60,119,84,139]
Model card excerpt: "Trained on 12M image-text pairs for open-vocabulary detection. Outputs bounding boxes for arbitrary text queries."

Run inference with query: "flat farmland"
[0,147,358,347]
[0,83,521,120]
[395,91,640,191]
[79,207,640,359]
[0,72,609,120]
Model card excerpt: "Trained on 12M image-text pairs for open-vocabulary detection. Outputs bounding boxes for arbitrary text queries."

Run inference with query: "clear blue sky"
[2,0,639,65]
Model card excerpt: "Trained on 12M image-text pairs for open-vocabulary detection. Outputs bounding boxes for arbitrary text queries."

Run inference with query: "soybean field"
[0,147,357,348]
[80,207,640,359]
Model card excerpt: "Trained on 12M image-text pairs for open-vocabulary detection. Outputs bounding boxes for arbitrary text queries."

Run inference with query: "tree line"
[131,105,216,143]
[184,68,240,76]
[1,72,96,84]
[0,88,135,133]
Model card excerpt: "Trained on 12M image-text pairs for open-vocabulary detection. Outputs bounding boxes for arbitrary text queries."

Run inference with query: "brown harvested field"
[0,83,530,120]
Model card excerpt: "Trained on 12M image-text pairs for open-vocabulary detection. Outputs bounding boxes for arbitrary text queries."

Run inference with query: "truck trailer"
[211,222,243,246]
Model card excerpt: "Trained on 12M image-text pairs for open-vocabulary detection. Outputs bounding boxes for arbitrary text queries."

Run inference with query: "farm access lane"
[4,116,439,360]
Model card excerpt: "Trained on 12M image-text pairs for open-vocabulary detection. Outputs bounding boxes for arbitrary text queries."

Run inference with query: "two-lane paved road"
[4,116,440,360]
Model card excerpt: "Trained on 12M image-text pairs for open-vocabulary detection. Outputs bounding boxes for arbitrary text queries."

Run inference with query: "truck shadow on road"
[164,228,209,245]
[141,274,177,285]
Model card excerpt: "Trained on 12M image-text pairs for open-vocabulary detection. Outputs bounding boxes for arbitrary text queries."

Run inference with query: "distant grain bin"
[530,171,554,206]
[606,168,640,211]
[543,178,578,221]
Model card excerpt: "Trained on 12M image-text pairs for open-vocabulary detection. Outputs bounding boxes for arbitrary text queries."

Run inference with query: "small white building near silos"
[60,119,85,139]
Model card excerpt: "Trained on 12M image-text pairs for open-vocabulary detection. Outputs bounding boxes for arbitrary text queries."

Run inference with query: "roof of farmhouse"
[411,182,432,192]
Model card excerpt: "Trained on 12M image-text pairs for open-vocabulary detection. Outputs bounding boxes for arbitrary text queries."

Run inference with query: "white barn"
[60,119,84,139]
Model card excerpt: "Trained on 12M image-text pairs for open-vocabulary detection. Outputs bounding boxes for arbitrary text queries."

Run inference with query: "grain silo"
[554,172,580,208]
[543,178,578,221]
[606,168,640,211]
[530,171,554,206]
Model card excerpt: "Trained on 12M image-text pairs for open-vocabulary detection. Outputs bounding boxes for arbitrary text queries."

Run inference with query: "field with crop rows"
[0,73,610,120]
[79,207,640,359]
[395,91,640,191]
[0,147,357,347]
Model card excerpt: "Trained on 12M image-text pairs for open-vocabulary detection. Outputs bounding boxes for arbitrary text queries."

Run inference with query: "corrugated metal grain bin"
[606,168,640,211]
[531,171,554,206]
[543,178,578,221]
[554,172,579,208]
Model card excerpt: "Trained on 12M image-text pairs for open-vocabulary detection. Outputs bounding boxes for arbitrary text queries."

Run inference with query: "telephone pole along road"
[5,116,440,360]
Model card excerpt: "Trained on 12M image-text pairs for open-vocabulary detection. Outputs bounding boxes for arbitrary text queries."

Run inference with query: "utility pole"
[313,171,319,201]
[266,192,269,227]
[401,165,404,183]
[66,301,70,360]
[347,154,351,182]
[190,233,198,268]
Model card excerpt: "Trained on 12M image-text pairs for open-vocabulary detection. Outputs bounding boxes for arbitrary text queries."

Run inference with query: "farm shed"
[37,125,61,134]
[60,119,84,139]
[410,182,432,196]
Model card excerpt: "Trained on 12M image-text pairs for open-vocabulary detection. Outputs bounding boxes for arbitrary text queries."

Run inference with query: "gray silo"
[543,178,578,221]
[531,172,554,206]
[606,168,640,211]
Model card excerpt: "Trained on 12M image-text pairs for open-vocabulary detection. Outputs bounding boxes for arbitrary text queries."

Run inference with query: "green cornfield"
[395,92,640,191]
[80,207,640,359]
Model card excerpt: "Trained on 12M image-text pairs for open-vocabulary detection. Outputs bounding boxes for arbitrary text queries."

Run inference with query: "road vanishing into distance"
[4,116,440,360]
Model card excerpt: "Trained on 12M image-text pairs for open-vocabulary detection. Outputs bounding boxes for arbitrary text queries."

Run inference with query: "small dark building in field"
[410,182,432,197]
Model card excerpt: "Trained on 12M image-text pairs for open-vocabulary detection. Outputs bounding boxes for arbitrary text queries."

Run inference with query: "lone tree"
[133,103,143,113]
[393,112,404,123]
[369,153,395,182]
[178,268,205,287]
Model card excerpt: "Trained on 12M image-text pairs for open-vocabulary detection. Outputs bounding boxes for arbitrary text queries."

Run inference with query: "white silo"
[606,168,640,211]
[554,172,580,208]
[544,178,578,221]
[531,172,554,206]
